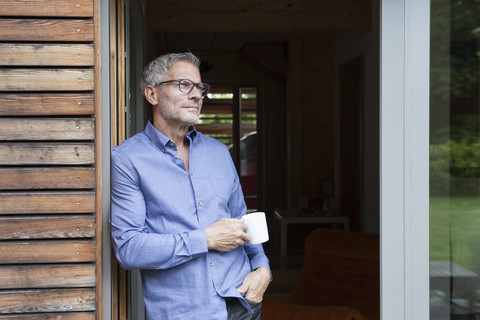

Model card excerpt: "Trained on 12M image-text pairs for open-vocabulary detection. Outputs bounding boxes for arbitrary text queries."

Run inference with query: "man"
[110,52,271,320]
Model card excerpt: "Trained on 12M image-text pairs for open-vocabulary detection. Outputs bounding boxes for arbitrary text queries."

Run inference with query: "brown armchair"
[262,228,380,320]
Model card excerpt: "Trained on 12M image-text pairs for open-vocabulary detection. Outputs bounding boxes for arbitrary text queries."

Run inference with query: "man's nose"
[188,85,203,99]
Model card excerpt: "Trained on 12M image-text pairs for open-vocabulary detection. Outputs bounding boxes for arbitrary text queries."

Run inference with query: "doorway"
[110,1,379,319]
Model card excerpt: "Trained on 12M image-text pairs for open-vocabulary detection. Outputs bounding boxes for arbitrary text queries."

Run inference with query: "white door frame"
[380,0,430,319]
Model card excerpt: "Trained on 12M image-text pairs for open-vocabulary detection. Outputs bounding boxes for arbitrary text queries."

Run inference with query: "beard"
[158,101,202,126]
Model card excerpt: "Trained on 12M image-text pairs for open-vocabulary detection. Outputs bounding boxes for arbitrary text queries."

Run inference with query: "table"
[430,261,480,317]
[273,209,350,256]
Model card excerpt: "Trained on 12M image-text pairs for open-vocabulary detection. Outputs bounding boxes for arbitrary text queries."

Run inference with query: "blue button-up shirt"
[110,120,270,320]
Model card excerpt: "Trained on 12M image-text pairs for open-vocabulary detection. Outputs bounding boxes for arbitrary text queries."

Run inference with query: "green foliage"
[430,115,480,195]
[430,142,451,195]
[450,139,480,177]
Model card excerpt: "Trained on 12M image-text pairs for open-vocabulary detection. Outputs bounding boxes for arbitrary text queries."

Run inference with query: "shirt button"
[169,142,174,147]
[175,155,180,159]
[162,148,165,153]
[198,201,203,206]
[210,261,215,266]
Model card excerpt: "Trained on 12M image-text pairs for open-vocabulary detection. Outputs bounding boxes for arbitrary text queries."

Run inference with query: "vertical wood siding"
[0,0,101,318]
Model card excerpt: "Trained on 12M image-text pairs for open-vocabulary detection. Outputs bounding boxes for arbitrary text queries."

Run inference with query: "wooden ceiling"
[149,32,291,52]
[144,0,371,33]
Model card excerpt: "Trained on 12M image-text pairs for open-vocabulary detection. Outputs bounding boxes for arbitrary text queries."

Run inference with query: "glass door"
[430,1,480,318]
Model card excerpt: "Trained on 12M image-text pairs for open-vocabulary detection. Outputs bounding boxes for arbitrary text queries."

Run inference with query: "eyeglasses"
[155,79,211,98]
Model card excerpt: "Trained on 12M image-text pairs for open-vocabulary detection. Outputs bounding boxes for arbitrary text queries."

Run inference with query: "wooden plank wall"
[0,0,100,319]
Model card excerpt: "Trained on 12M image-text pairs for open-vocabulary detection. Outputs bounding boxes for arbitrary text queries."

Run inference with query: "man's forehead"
[167,61,201,78]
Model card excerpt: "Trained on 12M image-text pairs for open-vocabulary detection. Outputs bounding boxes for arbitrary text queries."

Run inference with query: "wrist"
[254,266,272,280]
[204,227,213,250]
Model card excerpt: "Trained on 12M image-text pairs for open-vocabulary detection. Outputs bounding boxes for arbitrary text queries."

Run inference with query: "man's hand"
[204,218,250,252]
[237,267,271,303]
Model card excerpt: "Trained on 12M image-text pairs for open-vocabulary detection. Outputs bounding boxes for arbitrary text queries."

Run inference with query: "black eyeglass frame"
[155,79,211,98]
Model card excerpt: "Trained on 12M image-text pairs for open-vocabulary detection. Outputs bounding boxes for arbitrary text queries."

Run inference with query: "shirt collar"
[187,125,198,142]
[144,119,198,150]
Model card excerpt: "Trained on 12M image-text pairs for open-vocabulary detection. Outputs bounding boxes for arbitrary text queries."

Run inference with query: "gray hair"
[140,52,201,94]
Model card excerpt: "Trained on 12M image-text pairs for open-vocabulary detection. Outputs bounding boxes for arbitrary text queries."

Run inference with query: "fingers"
[228,218,248,230]
[245,292,263,303]
[238,268,271,302]
[237,282,248,295]
[220,229,247,249]
[205,218,250,251]
[242,232,251,243]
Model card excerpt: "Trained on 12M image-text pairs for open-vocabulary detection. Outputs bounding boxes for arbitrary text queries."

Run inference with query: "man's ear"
[145,85,159,106]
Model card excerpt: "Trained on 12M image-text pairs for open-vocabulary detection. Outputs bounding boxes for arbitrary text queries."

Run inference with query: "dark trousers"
[225,298,262,320]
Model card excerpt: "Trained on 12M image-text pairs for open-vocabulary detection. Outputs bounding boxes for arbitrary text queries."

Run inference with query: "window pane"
[199,87,234,144]
[430,1,480,319]
[240,88,258,211]
[200,87,259,211]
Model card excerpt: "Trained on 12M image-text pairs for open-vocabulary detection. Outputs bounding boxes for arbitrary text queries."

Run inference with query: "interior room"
[112,0,380,318]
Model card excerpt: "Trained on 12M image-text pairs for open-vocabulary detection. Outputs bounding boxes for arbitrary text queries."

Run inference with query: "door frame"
[380,0,430,318]
[99,0,113,319]
[100,0,433,318]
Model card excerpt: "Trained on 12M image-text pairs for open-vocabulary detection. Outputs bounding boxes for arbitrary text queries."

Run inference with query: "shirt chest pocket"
[209,174,233,202]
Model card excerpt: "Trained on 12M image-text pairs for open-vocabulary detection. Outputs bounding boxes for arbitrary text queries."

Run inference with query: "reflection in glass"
[239,88,258,211]
[430,1,480,319]
[199,87,258,211]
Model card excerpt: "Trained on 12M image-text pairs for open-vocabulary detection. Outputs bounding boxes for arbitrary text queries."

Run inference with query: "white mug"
[242,212,269,244]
